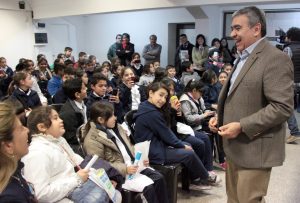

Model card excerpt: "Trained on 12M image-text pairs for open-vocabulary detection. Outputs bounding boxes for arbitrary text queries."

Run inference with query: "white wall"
[34,16,85,63]
[0,9,34,69]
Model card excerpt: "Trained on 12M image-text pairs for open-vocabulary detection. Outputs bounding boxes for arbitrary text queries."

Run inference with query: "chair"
[124,110,137,144]
[75,124,86,157]
[124,110,190,203]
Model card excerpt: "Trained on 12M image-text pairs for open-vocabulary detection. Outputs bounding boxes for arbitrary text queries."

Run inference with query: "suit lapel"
[227,39,267,97]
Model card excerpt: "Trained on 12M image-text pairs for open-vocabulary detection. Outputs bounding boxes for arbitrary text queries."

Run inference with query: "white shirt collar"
[237,37,266,59]
[74,100,84,110]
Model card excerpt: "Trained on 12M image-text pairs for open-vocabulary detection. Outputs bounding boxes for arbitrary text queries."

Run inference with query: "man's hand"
[209,116,218,133]
[218,122,242,139]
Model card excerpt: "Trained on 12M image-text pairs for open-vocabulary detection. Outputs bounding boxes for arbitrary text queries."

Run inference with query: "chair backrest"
[75,124,86,157]
[124,109,137,144]
[51,103,64,112]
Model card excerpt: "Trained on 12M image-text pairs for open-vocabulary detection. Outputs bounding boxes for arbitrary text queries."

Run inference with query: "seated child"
[180,61,201,87]
[23,106,123,203]
[134,82,221,186]
[59,78,88,154]
[11,72,41,111]
[165,64,183,94]
[138,64,155,86]
[47,63,65,96]
[84,102,169,203]
[85,73,122,121]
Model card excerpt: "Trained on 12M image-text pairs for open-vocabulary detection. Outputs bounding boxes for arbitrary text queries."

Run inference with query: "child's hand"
[204,111,215,118]
[209,116,218,133]
[127,165,138,175]
[143,160,149,167]
[109,95,120,103]
[77,169,89,182]
[111,180,117,188]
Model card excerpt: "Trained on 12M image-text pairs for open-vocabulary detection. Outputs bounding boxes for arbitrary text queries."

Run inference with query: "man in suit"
[209,6,293,203]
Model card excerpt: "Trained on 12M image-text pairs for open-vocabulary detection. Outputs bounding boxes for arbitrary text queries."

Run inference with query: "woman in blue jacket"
[134,82,220,186]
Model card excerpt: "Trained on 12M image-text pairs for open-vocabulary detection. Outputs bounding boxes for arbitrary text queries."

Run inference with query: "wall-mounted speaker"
[19,1,25,9]
[38,23,46,28]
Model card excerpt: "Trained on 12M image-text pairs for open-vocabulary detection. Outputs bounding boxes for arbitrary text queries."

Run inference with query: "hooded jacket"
[134,101,185,164]
[180,93,207,131]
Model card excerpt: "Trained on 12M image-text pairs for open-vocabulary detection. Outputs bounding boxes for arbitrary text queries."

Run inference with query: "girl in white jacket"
[22,106,110,203]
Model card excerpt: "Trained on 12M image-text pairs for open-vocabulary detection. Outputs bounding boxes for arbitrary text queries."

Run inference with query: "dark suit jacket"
[218,39,294,168]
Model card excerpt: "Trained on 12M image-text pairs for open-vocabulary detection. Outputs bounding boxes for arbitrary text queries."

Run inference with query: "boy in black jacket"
[85,73,122,122]
[59,78,87,155]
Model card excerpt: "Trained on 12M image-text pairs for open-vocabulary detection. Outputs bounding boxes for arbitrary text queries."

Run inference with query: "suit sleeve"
[240,52,294,139]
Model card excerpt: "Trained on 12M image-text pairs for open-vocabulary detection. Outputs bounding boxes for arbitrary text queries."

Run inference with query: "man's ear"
[254,23,262,37]
[37,123,47,133]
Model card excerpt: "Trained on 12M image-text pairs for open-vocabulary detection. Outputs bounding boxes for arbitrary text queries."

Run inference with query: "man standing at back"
[209,6,293,203]
[107,34,122,62]
[142,34,162,65]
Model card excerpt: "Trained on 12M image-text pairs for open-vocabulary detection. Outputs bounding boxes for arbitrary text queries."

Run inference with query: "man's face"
[0,59,7,68]
[116,35,122,43]
[150,37,157,45]
[231,14,261,52]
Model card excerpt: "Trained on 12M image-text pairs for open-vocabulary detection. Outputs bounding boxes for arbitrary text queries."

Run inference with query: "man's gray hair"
[233,6,266,37]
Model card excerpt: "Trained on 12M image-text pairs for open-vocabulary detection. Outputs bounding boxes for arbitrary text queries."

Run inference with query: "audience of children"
[161,78,216,180]
[83,102,169,203]
[134,82,220,187]
[0,31,238,200]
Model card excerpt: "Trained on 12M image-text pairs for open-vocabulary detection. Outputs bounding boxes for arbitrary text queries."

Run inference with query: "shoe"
[191,178,212,190]
[201,172,222,186]
[219,162,227,171]
[190,183,212,190]
[286,135,300,144]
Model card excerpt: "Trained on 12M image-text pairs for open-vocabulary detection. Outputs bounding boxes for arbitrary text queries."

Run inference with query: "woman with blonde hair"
[0,102,37,202]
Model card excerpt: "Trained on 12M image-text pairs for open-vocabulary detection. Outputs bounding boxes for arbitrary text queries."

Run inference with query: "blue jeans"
[287,112,300,136]
[183,131,213,171]
[165,148,209,180]
[69,179,109,203]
